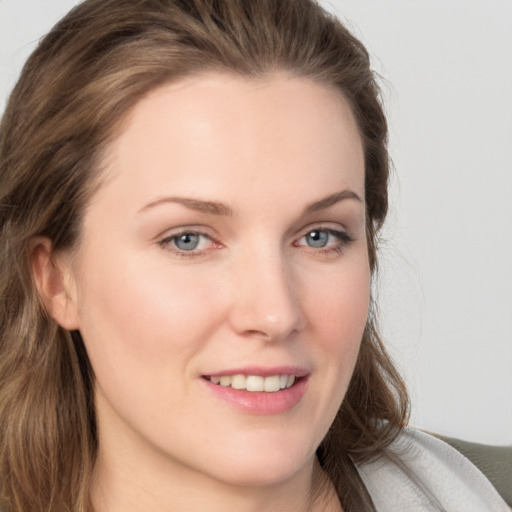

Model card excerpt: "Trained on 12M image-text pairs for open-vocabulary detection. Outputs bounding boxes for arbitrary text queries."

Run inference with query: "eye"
[295,227,353,253]
[159,230,219,256]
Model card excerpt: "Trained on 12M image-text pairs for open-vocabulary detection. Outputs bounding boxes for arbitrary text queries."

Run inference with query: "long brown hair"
[0,1,408,510]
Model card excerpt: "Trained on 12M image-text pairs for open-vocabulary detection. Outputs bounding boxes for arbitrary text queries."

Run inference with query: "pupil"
[307,230,328,248]
[175,234,199,251]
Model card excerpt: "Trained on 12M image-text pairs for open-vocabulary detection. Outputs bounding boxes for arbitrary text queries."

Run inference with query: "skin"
[37,72,369,511]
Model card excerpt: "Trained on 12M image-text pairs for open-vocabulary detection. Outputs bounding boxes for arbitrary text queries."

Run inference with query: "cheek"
[306,259,370,355]
[74,255,230,447]
[293,257,370,447]
[74,253,224,399]
[80,254,216,341]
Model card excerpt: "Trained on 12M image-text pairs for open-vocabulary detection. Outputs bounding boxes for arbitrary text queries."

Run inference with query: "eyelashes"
[158,226,355,259]
[294,228,354,254]
[158,230,220,257]
[165,232,209,252]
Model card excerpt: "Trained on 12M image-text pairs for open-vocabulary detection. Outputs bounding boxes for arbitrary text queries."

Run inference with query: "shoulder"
[355,428,510,511]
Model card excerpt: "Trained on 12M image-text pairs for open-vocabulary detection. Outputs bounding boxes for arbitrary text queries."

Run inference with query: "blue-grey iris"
[306,230,328,248]
[174,233,200,251]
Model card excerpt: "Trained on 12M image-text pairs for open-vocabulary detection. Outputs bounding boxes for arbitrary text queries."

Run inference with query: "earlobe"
[30,237,80,330]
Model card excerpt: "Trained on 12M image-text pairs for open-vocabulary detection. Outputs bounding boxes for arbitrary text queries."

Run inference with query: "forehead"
[95,72,365,213]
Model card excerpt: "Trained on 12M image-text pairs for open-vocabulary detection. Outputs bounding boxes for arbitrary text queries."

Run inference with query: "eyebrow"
[138,196,233,216]
[302,189,362,214]
[138,189,362,216]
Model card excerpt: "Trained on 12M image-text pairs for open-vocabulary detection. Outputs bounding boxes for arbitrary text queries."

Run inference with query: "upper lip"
[203,366,310,378]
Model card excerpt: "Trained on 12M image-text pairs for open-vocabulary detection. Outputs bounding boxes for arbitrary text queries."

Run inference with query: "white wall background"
[1,0,511,445]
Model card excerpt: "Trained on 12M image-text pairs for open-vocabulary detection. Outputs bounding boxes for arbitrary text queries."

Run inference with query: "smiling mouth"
[204,374,297,392]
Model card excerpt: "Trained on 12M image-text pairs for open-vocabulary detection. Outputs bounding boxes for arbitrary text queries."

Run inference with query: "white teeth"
[231,374,246,390]
[208,374,298,392]
[263,375,281,392]
[219,376,232,387]
[246,375,264,392]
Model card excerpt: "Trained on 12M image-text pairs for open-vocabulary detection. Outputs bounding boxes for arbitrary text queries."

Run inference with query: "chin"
[201,433,318,487]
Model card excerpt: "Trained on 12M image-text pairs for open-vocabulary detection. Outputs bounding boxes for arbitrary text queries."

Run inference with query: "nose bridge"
[229,241,303,341]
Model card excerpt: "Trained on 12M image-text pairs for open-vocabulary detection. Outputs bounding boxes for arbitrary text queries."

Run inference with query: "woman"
[0,1,507,511]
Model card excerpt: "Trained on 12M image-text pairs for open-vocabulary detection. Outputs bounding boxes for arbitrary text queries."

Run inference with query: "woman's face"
[62,73,369,488]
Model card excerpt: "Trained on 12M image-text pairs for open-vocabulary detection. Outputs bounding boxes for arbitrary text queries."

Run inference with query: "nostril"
[240,326,301,343]
[244,329,271,338]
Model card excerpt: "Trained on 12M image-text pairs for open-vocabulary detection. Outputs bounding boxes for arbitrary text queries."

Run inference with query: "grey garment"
[435,434,512,507]
[356,428,510,511]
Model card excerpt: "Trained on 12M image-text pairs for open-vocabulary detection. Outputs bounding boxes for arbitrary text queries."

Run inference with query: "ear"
[30,237,80,330]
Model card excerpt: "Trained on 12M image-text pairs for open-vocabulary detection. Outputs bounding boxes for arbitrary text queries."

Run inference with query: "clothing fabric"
[356,428,510,511]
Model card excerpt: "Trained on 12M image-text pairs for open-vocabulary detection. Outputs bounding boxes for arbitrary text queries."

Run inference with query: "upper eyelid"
[156,225,216,241]
[295,222,352,238]
[296,227,352,243]
[296,216,350,230]
[160,231,215,247]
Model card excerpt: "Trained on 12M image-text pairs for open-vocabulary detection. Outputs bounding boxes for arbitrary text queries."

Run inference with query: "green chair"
[435,434,512,507]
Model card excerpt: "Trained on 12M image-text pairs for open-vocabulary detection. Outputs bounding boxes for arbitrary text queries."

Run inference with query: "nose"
[227,247,305,342]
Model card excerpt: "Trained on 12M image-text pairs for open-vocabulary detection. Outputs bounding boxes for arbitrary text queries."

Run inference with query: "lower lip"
[202,377,308,415]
